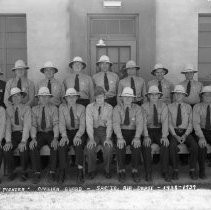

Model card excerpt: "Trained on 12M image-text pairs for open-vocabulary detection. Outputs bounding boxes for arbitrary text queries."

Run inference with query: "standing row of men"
[0,55,209,185]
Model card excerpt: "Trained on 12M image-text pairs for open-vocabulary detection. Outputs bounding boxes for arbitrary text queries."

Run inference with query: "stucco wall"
[156,0,211,84]
[0,0,70,83]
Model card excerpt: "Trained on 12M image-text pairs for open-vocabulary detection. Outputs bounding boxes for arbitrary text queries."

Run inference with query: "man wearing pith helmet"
[93,55,119,107]
[179,64,203,108]
[141,85,170,182]
[36,61,65,107]
[63,56,94,107]
[118,60,146,106]
[4,59,35,108]
[168,85,198,180]
[113,87,144,183]
[86,86,113,179]
[58,88,86,184]
[193,86,211,179]
[4,87,31,182]
[148,63,172,104]
[30,87,59,184]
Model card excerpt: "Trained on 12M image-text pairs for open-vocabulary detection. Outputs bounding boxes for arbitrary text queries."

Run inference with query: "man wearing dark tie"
[179,64,203,108]
[113,87,144,183]
[3,87,31,182]
[148,63,172,104]
[193,86,211,179]
[93,55,119,107]
[168,85,198,180]
[118,60,146,106]
[141,86,170,182]
[63,57,94,107]
[58,88,86,184]
[36,61,64,107]
[30,87,59,184]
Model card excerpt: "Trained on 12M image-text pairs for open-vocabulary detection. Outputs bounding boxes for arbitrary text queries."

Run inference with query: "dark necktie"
[153,104,159,126]
[176,103,182,127]
[205,105,211,130]
[186,80,191,96]
[41,106,46,130]
[74,74,80,92]
[14,107,19,125]
[158,80,162,93]
[70,107,75,128]
[104,72,109,91]
[98,106,101,116]
[131,77,136,96]
[17,78,22,90]
[47,79,52,94]
[124,107,130,125]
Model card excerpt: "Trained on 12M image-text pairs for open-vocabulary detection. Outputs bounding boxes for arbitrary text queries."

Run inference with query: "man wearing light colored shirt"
[179,64,203,107]
[148,63,172,104]
[30,87,59,184]
[63,57,94,107]
[113,87,144,183]
[86,86,113,179]
[141,86,170,182]
[168,85,198,180]
[193,86,211,179]
[118,60,146,106]
[4,60,35,108]
[3,87,31,182]
[93,55,119,107]
[59,88,86,184]
[36,61,65,107]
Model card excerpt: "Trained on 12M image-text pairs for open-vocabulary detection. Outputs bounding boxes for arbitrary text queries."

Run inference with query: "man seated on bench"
[58,88,86,184]
[3,87,31,181]
[169,85,198,180]
[141,85,170,182]
[30,87,59,184]
[86,86,113,179]
[113,87,144,183]
[193,85,211,179]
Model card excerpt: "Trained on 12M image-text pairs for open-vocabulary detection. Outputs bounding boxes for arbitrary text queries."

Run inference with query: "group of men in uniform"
[0,54,210,185]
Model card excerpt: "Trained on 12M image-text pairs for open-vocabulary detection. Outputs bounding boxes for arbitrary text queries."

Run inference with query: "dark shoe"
[145,173,152,182]
[77,169,84,184]
[8,173,16,181]
[172,171,179,180]
[199,171,206,179]
[162,173,171,182]
[132,172,139,183]
[48,171,56,182]
[32,172,41,184]
[88,171,95,180]
[118,171,126,183]
[105,171,112,179]
[189,171,198,180]
[58,170,65,184]
[20,172,28,182]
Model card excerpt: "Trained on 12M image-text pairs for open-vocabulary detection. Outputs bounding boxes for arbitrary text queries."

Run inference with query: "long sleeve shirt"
[86,102,113,140]
[179,79,203,105]
[141,101,169,138]
[5,104,31,142]
[36,78,65,106]
[113,103,144,139]
[93,71,119,98]
[0,106,6,141]
[168,102,193,136]
[4,77,35,108]
[59,103,85,138]
[118,76,146,103]
[31,104,59,139]
[63,72,94,102]
[148,78,172,104]
[193,102,211,138]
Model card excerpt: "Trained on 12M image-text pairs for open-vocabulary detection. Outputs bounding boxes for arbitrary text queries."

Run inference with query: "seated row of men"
[0,81,211,185]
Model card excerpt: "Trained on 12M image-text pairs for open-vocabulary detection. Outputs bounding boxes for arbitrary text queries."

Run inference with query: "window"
[0,14,27,80]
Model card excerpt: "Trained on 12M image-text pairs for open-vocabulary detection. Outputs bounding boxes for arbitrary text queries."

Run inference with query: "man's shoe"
[105,171,112,179]
[172,171,179,180]
[132,172,139,183]
[32,172,41,184]
[88,171,95,180]
[162,172,171,182]
[77,169,84,184]
[58,170,65,184]
[199,171,206,179]
[48,171,56,182]
[8,173,16,181]
[189,171,198,180]
[20,172,28,182]
[145,173,152,182]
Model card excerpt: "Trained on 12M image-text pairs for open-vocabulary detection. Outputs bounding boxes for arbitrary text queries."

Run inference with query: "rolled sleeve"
[193,105,204,138]
[113,106,123,139]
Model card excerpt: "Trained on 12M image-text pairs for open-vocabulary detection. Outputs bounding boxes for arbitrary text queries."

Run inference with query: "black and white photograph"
[0,0,211,209]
